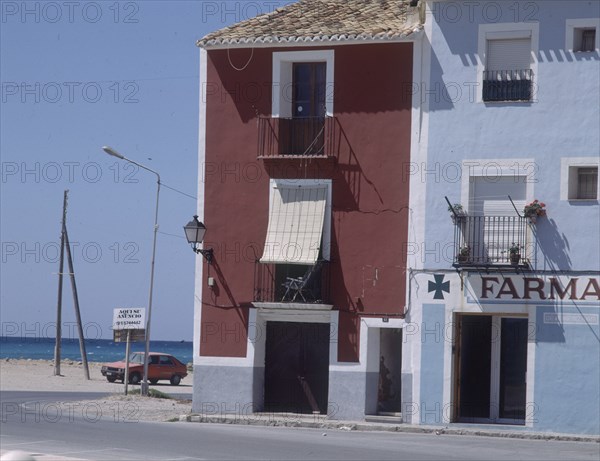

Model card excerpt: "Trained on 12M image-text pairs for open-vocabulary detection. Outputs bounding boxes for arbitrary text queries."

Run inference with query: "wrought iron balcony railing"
[451,215,531,268]
[258,116,336,157]
[254,261,331,304]
[483,69,533,102]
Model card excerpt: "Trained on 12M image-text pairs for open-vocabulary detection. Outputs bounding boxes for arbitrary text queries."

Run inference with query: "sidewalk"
[180,412,600,443]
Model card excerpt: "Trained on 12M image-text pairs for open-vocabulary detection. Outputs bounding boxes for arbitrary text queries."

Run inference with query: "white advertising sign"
[112,308,146,330]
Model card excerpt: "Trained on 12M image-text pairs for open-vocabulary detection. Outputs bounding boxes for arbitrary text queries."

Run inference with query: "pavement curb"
[178,414,600,443]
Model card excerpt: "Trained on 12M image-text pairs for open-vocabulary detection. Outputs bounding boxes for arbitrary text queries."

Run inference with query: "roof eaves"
[196,25,423,49]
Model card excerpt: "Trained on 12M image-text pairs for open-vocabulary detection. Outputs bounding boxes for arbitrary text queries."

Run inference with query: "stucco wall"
[201,42,414,360]
[408,270,600,435]
[534,305,600,435]
[419,0,600,271]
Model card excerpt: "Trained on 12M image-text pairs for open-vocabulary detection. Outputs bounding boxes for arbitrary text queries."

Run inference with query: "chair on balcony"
[282,261,323,302]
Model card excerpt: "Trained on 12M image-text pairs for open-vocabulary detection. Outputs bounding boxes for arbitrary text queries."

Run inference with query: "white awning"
[260,184,327,264]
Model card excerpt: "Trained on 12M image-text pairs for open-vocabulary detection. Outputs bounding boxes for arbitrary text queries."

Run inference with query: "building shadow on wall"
[203,257,252,325]
[532,217,599,344]
[532,218,572,272]
[331,118,384,212]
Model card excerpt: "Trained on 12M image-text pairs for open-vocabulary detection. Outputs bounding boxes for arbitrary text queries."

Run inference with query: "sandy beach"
[0,359,193,422]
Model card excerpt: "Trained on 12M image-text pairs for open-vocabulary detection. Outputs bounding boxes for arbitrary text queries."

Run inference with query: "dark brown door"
[264,321,330,414]
[499,318,528,420]
[456,315,528,424]
[280,62,326,155]
[457,315,492,420]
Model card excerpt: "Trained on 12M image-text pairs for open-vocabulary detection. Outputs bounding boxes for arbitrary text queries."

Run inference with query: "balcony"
[257,116,336,158]
[451,215,531,269]
[483,69,533,102]
[253,261,331,308]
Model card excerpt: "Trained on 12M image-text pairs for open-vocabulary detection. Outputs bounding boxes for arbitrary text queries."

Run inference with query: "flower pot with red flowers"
[523,200,547,223]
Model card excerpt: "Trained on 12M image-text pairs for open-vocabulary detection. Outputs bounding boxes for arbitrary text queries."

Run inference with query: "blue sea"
[0,337,193,364]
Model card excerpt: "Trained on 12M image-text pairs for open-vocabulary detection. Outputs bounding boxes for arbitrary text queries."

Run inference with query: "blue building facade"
[404,0,600,435]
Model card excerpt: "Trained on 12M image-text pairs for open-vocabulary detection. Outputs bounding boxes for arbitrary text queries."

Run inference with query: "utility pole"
[64,226,90,380]
[54,190,68,376]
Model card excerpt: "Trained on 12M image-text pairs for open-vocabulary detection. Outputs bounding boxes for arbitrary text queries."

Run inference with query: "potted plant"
[448,203,465,223]
[505,243,523,265]
[457,245,470,263]
[523,200,546,223]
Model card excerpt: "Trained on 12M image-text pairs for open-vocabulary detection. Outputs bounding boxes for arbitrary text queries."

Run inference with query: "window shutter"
[470,176,526,216]
[260,185,328,264]
[487,38,532,71]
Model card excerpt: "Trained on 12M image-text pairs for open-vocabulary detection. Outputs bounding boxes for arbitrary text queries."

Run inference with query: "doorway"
[468,175,527,263]
[455,314,528,424]
[279,62,326,155]
[264,321,330,414]
[378,328,403,414]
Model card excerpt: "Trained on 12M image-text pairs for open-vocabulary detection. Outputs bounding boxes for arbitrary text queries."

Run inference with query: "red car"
[101,352,188,385]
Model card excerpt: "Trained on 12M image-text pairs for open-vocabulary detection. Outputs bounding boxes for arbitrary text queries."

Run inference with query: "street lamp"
[102,145,160,396]
[184,215,213,263]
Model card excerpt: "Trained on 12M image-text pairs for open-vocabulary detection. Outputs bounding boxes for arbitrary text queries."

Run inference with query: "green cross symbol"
[428,274,450,300]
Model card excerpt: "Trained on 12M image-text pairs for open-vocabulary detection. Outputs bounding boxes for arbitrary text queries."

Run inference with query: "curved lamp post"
[102,146,160,396]
[183,215,213,263]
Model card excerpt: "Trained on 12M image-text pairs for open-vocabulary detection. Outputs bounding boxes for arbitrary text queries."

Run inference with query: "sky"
[0,0,291,341]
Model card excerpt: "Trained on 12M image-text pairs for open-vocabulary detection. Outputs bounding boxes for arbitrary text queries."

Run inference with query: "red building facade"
[193,0,420,420]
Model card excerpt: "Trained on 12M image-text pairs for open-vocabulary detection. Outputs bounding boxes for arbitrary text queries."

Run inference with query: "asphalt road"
[1,391,599,461]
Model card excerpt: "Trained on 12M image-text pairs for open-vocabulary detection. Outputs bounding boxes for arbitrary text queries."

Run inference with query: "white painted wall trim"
[194,48,208,364]
[525,305,536,427]
[407,15,430,272]
[330,317,406,372]
[460,158,536,210]
[565,18,600,51]
[272,49,335,117]
[559,157,600,201]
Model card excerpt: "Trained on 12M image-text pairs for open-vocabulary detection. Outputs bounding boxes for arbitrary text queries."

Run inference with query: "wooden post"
[53,190,68,376]
[124,330,131,395]
[64,225,90,380]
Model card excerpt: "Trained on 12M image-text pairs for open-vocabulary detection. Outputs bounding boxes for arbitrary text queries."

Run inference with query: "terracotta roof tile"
[197,0,421,48]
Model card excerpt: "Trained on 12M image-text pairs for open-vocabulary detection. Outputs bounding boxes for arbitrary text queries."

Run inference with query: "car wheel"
[107,376,117,383]
[129,372,141,385]
[149,379,158,385]
[170,375,181,386]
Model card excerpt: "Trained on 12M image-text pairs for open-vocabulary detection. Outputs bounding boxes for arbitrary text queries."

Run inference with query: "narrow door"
[377,328,403,413]
[280,62,326,155]
[457,315,492,420]
[468,176,527,263]
[498,318,528,422]
[456,314,528,424]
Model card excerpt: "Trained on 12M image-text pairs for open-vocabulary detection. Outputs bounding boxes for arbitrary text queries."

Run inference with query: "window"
[477,24,538,103]
[566,19,600,52]
[483,37,533,102]
[260,179,332,264]
[561,158,600,201]
[278,62,326,155]
[570,167,599,200]
[159,356,174,365]
[269,51,334,157]
[579,29,596,52]
[292,62,326,118]
[457,159,535,267]
[272,50,334,118]
[255,179,332,304]
[465,176,527,264]
[577,168,598,199]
